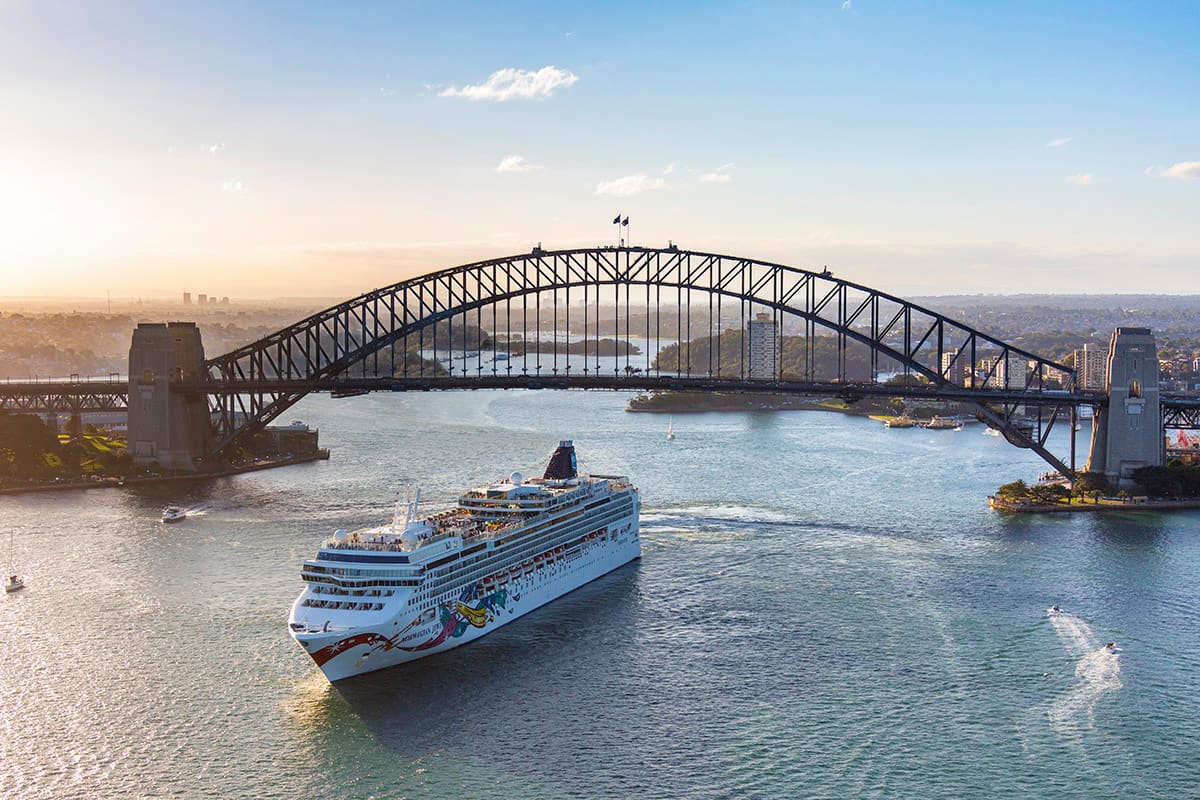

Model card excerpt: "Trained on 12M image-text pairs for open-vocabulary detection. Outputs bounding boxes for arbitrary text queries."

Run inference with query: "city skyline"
[1,1,1197,299]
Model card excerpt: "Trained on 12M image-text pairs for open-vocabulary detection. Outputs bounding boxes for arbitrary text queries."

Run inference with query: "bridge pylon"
[1085,327,1163,487]
[127,322,211,471]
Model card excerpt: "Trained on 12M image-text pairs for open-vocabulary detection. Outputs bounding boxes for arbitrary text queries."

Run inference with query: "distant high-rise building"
[1073,344,1109,390]
[940,349,970,386]
[747,312,778,380]
[220,296,229,304]
[198,293,207,305]
[978,353,1028,389]
[208,296,217,304]
[183,292,191,305]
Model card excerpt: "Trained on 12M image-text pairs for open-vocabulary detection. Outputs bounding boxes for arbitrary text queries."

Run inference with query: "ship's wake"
[1039,610,1123,735]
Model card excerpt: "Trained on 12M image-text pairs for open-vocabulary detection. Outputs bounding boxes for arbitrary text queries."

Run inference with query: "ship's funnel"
[543,440,578,480]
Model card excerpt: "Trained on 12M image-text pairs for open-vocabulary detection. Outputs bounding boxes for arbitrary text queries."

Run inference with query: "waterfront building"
[183,292,191,305]
[1073,344,1109,390]
[747,312,778,380]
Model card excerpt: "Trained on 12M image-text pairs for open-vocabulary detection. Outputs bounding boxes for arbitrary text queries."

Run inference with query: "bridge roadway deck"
[10,375,1200,419]
[183,376,1109,407]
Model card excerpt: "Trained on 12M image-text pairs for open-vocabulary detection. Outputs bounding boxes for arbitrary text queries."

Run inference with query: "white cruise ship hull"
[293,518,639,682]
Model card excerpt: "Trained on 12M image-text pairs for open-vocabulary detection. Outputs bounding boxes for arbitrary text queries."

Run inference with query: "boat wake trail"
[1040,611,1123,734]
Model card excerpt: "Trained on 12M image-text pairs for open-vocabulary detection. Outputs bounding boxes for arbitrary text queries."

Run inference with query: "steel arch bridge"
[193,245,1088,473]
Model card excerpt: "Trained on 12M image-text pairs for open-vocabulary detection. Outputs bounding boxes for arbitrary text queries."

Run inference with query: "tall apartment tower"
[183,292,191,305]
[981,353,1029,389]
[197,293,208,305]
[1073,344,1109,390]
[940,349,970,386]
[747,312,778,380]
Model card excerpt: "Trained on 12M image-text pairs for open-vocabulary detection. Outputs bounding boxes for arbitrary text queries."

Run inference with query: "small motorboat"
[162,506,188,524]
[1047,604,1063,615]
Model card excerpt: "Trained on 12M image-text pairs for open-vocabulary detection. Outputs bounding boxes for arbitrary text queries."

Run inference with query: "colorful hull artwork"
[309,586,511,667]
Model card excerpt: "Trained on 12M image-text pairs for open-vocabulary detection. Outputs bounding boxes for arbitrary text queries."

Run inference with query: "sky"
[0,1,1197,299]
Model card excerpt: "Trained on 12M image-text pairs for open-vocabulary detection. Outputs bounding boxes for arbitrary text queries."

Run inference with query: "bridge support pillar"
[127,322,211,472]
[1085,327,1162,488]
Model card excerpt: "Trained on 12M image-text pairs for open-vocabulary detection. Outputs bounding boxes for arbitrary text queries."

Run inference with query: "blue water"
[2,391,1198,799]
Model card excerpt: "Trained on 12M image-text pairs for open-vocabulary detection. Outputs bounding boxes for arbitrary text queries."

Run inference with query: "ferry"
[288,441,641,681]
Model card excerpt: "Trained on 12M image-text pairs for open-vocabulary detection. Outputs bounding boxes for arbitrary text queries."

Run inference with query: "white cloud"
[439,66,579,101]
[842,0,852,9]
[662,162,676,176]
[1066,173,1093,186]
[222,180,244,192]
[699,163,735,183]
[1046,136,1072,148]
[1162,161,1200,180]
[207,143,225,154]
[594,174,665,196]
[1144,165,1159,175]
[495,155,536,173]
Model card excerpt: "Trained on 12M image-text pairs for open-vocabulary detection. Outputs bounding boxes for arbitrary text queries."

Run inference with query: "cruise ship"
[288,441,640,681]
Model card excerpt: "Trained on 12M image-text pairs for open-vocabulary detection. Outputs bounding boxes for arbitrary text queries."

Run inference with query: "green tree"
[0,413,61,479]
[996,479,1030,501]
[1072,471,1110,504]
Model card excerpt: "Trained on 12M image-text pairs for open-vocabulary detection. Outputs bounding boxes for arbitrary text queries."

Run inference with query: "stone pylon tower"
[127,322,211,471]
[1084,327,1162,487]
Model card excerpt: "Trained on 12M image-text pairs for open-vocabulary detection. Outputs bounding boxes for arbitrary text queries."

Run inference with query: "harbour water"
[2,390,1199,798]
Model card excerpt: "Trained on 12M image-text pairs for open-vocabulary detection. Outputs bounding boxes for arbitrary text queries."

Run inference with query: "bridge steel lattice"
[0,380,128,414]
[199,246,1084,472]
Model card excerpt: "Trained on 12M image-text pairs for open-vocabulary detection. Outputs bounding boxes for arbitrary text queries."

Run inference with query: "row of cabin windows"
[302,598,385,611]
[310,585,395,598]
[302,575,417,589]
[305,564,421,580]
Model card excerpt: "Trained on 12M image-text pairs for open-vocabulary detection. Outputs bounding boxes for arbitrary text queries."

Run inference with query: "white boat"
[288,440,641,681]
[161,506,187,524]
[666,417,675,440]
[5,531,23,593]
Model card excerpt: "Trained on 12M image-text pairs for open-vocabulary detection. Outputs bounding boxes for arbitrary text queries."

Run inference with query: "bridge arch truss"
[203,247,1078,469]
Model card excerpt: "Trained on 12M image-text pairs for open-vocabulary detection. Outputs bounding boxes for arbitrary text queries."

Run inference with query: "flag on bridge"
[612,214,621,224]
[621,217,629,226]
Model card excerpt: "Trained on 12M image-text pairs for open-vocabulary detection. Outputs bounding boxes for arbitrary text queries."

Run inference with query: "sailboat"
[666,417,675,441]
[5,530,24,593]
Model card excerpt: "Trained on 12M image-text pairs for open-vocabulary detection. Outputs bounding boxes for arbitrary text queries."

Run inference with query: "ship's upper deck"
[317,472,634,557]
